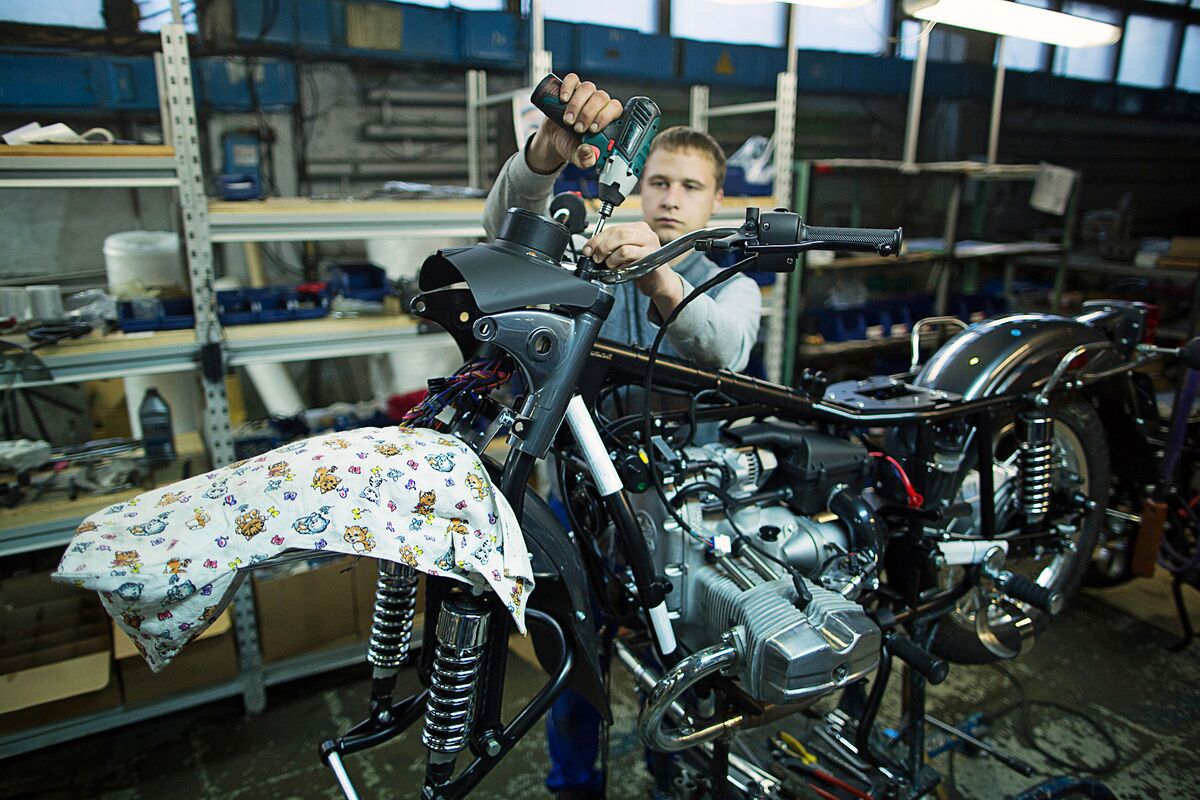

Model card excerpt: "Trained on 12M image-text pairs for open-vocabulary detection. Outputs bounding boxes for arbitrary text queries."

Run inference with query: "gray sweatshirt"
[482,147,762,372]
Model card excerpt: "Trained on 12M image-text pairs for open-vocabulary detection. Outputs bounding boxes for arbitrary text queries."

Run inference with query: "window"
[898,21,967,62]
[672,0,787,47]
[544,0,656,33]
[998,0,1051,72]
[789,0,889,56]
[1052,2,1121,81]
[1178,25,1200,92]
[0,0,103,28]
[1118,15,1177,88]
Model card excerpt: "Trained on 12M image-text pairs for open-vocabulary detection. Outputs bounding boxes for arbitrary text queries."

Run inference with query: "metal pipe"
[720,556,758,590]
[737,546,780,582]
[903,26,931,169]
[909,316,968,371]
[638,639,745,752]
[706,101,779,118]
[988,38,1007,166]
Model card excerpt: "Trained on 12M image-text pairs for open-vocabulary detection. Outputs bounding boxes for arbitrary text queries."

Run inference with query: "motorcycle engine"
[639,422,882,707]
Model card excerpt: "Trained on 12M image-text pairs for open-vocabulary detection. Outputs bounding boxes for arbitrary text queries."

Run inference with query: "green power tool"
[530,74,661,237]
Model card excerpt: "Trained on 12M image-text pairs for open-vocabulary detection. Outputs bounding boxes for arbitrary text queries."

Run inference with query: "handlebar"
[591,209,902,285]
[801,223,902,256]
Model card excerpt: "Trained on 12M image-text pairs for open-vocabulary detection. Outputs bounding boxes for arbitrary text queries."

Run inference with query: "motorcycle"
[310,201,1162,800]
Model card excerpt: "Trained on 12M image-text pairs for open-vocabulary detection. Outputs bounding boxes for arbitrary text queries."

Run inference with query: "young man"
[483,73,762,373]
[481,75,764,798]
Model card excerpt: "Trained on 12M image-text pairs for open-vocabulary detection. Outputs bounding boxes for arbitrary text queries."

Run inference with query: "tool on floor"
[530,74,661,239]
[924,713,1035,777]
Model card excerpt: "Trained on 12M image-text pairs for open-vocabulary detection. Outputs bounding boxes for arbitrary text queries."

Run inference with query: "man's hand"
[526,74,622,175]
[584,222,684,312]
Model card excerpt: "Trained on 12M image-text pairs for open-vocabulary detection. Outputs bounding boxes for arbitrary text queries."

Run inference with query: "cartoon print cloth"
[52,427,533,672]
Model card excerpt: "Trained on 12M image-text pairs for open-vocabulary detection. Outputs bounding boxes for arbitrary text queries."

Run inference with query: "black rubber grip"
[801,223,902,256]
[885,634,949,685]
[997,572,1062,615]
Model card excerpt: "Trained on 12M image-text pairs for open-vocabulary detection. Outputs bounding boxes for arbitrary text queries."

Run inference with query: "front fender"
[512,487,613,723]
[914,313,1115,400]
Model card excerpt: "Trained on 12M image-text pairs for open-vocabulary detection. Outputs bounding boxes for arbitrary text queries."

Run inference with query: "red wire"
[869,451,924,509]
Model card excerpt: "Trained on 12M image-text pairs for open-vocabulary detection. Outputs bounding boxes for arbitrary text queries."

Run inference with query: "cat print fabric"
[53,427,532,672]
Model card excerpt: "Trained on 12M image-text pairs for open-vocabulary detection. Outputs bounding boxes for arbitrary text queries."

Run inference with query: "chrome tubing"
[367,561,419,672]
[637,634,745,752]
[421,598,490,759]
[595,226,740,284]
[1035,341,1116,404]
[909,316,968,372]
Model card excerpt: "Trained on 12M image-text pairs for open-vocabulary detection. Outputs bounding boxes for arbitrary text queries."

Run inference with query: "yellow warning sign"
[715,51,735,76]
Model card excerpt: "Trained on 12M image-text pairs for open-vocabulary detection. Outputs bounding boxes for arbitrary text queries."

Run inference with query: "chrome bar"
[596,227,740,284]
[909,316,969,371]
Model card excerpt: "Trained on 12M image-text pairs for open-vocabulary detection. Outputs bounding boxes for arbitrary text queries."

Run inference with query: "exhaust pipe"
[617,630,747,752]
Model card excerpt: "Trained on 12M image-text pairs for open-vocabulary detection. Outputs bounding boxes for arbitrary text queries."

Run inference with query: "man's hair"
[648,126,726,190]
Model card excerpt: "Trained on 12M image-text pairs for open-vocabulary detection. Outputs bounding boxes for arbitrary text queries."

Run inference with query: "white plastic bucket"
[103,231,186,296]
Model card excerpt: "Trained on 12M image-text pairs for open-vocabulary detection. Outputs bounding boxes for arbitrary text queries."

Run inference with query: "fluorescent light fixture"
[903,0,1122,48]
[714,0,875,8]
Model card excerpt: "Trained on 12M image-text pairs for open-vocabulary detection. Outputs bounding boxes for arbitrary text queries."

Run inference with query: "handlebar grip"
[885,634,949,685]
[995,572,1064,615]
[800,223,902,256]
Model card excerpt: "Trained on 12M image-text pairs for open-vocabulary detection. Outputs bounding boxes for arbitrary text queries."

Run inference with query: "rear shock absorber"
[422,595,491,786]
[366,560,419,717]
[1017,410,1055,525]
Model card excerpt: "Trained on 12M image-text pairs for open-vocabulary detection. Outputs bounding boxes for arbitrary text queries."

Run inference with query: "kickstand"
[1168,573,1196,652]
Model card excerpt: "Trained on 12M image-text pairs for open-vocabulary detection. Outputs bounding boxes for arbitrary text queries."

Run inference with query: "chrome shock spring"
[367,561,419,671]
[421,597,490,757]
[1017,411,1055,523]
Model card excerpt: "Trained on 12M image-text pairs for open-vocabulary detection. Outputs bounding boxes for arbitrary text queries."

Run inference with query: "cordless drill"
[530,74,661,238]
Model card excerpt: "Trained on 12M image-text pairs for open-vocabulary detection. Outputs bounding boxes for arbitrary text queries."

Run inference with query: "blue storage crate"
[0,55,97,109]
[297,0,337,49]
[576,24,675,80]
[723,165,772,197]
[235,0,299,45]
[218,287,330,325]
[816,308,868,343]
[460,11,519,65]
[94,58,159,110]
[544,21,575,73]
[197,58,298,111]
[328,263,389,303]
[117,297,196,333]
[679,40,784,88]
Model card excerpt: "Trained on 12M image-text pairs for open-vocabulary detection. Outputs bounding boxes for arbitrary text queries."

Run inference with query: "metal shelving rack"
[0,21,382,759]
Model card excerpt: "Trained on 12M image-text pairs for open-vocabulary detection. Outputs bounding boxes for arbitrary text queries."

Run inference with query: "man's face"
[640,147,724,245]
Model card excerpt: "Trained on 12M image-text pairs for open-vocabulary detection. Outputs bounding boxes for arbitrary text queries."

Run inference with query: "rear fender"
[914,313,1116,400]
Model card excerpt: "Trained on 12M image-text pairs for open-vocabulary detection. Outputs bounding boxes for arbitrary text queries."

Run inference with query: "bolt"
[761,222,771,231]
[930,552,947,570]
[412,300,427,314]
[575,610,587,621]
[483,736,502,757]
[833,663,849,681]
[787,257,795,265]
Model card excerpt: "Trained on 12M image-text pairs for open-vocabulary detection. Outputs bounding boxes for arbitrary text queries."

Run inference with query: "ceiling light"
[903,0,1121,48]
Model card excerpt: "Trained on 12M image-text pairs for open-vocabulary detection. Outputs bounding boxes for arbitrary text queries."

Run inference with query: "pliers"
[771,733,876,800]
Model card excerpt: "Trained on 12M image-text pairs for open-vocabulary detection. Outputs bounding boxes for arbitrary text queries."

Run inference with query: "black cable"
[641,259,754,547]
[986,663,1124,776]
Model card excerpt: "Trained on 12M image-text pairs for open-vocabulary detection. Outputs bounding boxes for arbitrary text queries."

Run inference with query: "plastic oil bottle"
[139,387,176,466]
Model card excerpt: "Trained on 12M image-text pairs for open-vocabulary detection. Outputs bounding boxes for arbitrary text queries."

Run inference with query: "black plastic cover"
[776,430,871,515]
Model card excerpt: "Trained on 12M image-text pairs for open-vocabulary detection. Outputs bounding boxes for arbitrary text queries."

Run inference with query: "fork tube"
[565,396,676,658]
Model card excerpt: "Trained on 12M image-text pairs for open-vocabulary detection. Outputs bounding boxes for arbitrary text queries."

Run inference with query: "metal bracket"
[909,316,969,372]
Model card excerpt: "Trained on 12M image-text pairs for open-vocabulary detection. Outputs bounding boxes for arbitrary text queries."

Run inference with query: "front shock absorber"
[422,595,491,785]
[365,560,419,719]
[1017,410,1055,525]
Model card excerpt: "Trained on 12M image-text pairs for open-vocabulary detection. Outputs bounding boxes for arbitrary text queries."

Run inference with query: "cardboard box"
[254,557,361,662]
[0,572,114,726]
[1168,236,1200,261]
[112,608,238,706]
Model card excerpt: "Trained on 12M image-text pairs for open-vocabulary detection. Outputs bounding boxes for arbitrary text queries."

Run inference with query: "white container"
[103,231,187,296]
[0,287,31,322]
[366,236,473,283]
[26,285,63,319]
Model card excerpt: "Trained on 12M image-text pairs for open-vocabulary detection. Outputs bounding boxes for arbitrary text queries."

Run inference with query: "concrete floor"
[4,582,1199,800]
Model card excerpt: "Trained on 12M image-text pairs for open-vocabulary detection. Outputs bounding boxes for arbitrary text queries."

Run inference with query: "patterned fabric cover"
[52,427,532,671]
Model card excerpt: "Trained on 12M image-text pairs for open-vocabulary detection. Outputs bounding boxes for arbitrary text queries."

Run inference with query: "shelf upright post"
[765,6,799,385]
[159,24,266,714]
[689,85,710,132]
